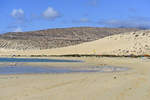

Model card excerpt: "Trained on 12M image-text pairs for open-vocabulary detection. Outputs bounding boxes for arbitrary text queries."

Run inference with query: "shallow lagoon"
[0,57,129,74]
[0,66,129,75]
[0,57,82,62]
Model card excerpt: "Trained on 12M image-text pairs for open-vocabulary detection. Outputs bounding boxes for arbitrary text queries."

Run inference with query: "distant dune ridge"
[0,27,139,50]
[46,29,150,56]
[42,29,150,55]
[2,27,150,56]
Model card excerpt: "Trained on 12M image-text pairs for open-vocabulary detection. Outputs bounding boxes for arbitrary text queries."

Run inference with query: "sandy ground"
[0,57,150,100]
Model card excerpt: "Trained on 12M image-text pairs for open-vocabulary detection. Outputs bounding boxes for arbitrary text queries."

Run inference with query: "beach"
[0,0,149,99]
[0,57,150,100]
[0,30,150,100]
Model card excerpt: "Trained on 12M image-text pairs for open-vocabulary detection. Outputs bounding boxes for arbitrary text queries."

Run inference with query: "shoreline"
[0,54,150,58]
[0,57,150,100]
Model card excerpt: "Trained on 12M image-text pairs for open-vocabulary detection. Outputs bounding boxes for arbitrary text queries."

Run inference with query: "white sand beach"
[0,30,150,100]
[0,57,150,100]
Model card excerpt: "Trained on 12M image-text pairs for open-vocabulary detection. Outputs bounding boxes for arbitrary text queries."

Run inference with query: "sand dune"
[42,29,150,55]
[0,30,150,56]
[0,27,138,50]
[47,29,150,55]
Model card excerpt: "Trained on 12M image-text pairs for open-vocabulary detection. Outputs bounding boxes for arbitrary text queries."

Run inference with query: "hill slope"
[0,27,139,50]
[43,30,150,55]
[1,29,150,56]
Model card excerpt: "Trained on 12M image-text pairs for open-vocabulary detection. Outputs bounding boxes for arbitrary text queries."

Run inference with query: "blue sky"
[0,0,150,33]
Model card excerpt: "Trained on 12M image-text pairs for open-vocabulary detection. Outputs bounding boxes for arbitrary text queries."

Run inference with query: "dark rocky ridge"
[0,27,140,50]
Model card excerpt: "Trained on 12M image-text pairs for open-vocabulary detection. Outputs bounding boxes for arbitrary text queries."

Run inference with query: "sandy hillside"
[39,29,150,55]
[0,27,138,50]
[0,30,150,56]
[46,29,150,55]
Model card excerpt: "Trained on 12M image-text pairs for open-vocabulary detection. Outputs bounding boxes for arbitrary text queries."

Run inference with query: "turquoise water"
[0,58,129,75]
[0,66,129,75]
[0,66,98,74]
[0,58,82,62]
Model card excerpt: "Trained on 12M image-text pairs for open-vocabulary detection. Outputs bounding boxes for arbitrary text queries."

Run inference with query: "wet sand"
[0,57,150,100]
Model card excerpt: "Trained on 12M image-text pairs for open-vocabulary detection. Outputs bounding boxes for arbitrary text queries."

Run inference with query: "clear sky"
[0,0,150,33]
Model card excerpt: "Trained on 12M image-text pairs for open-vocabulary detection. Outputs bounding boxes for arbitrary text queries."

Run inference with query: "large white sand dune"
[47,30,150,55]
[0,30,150,56]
